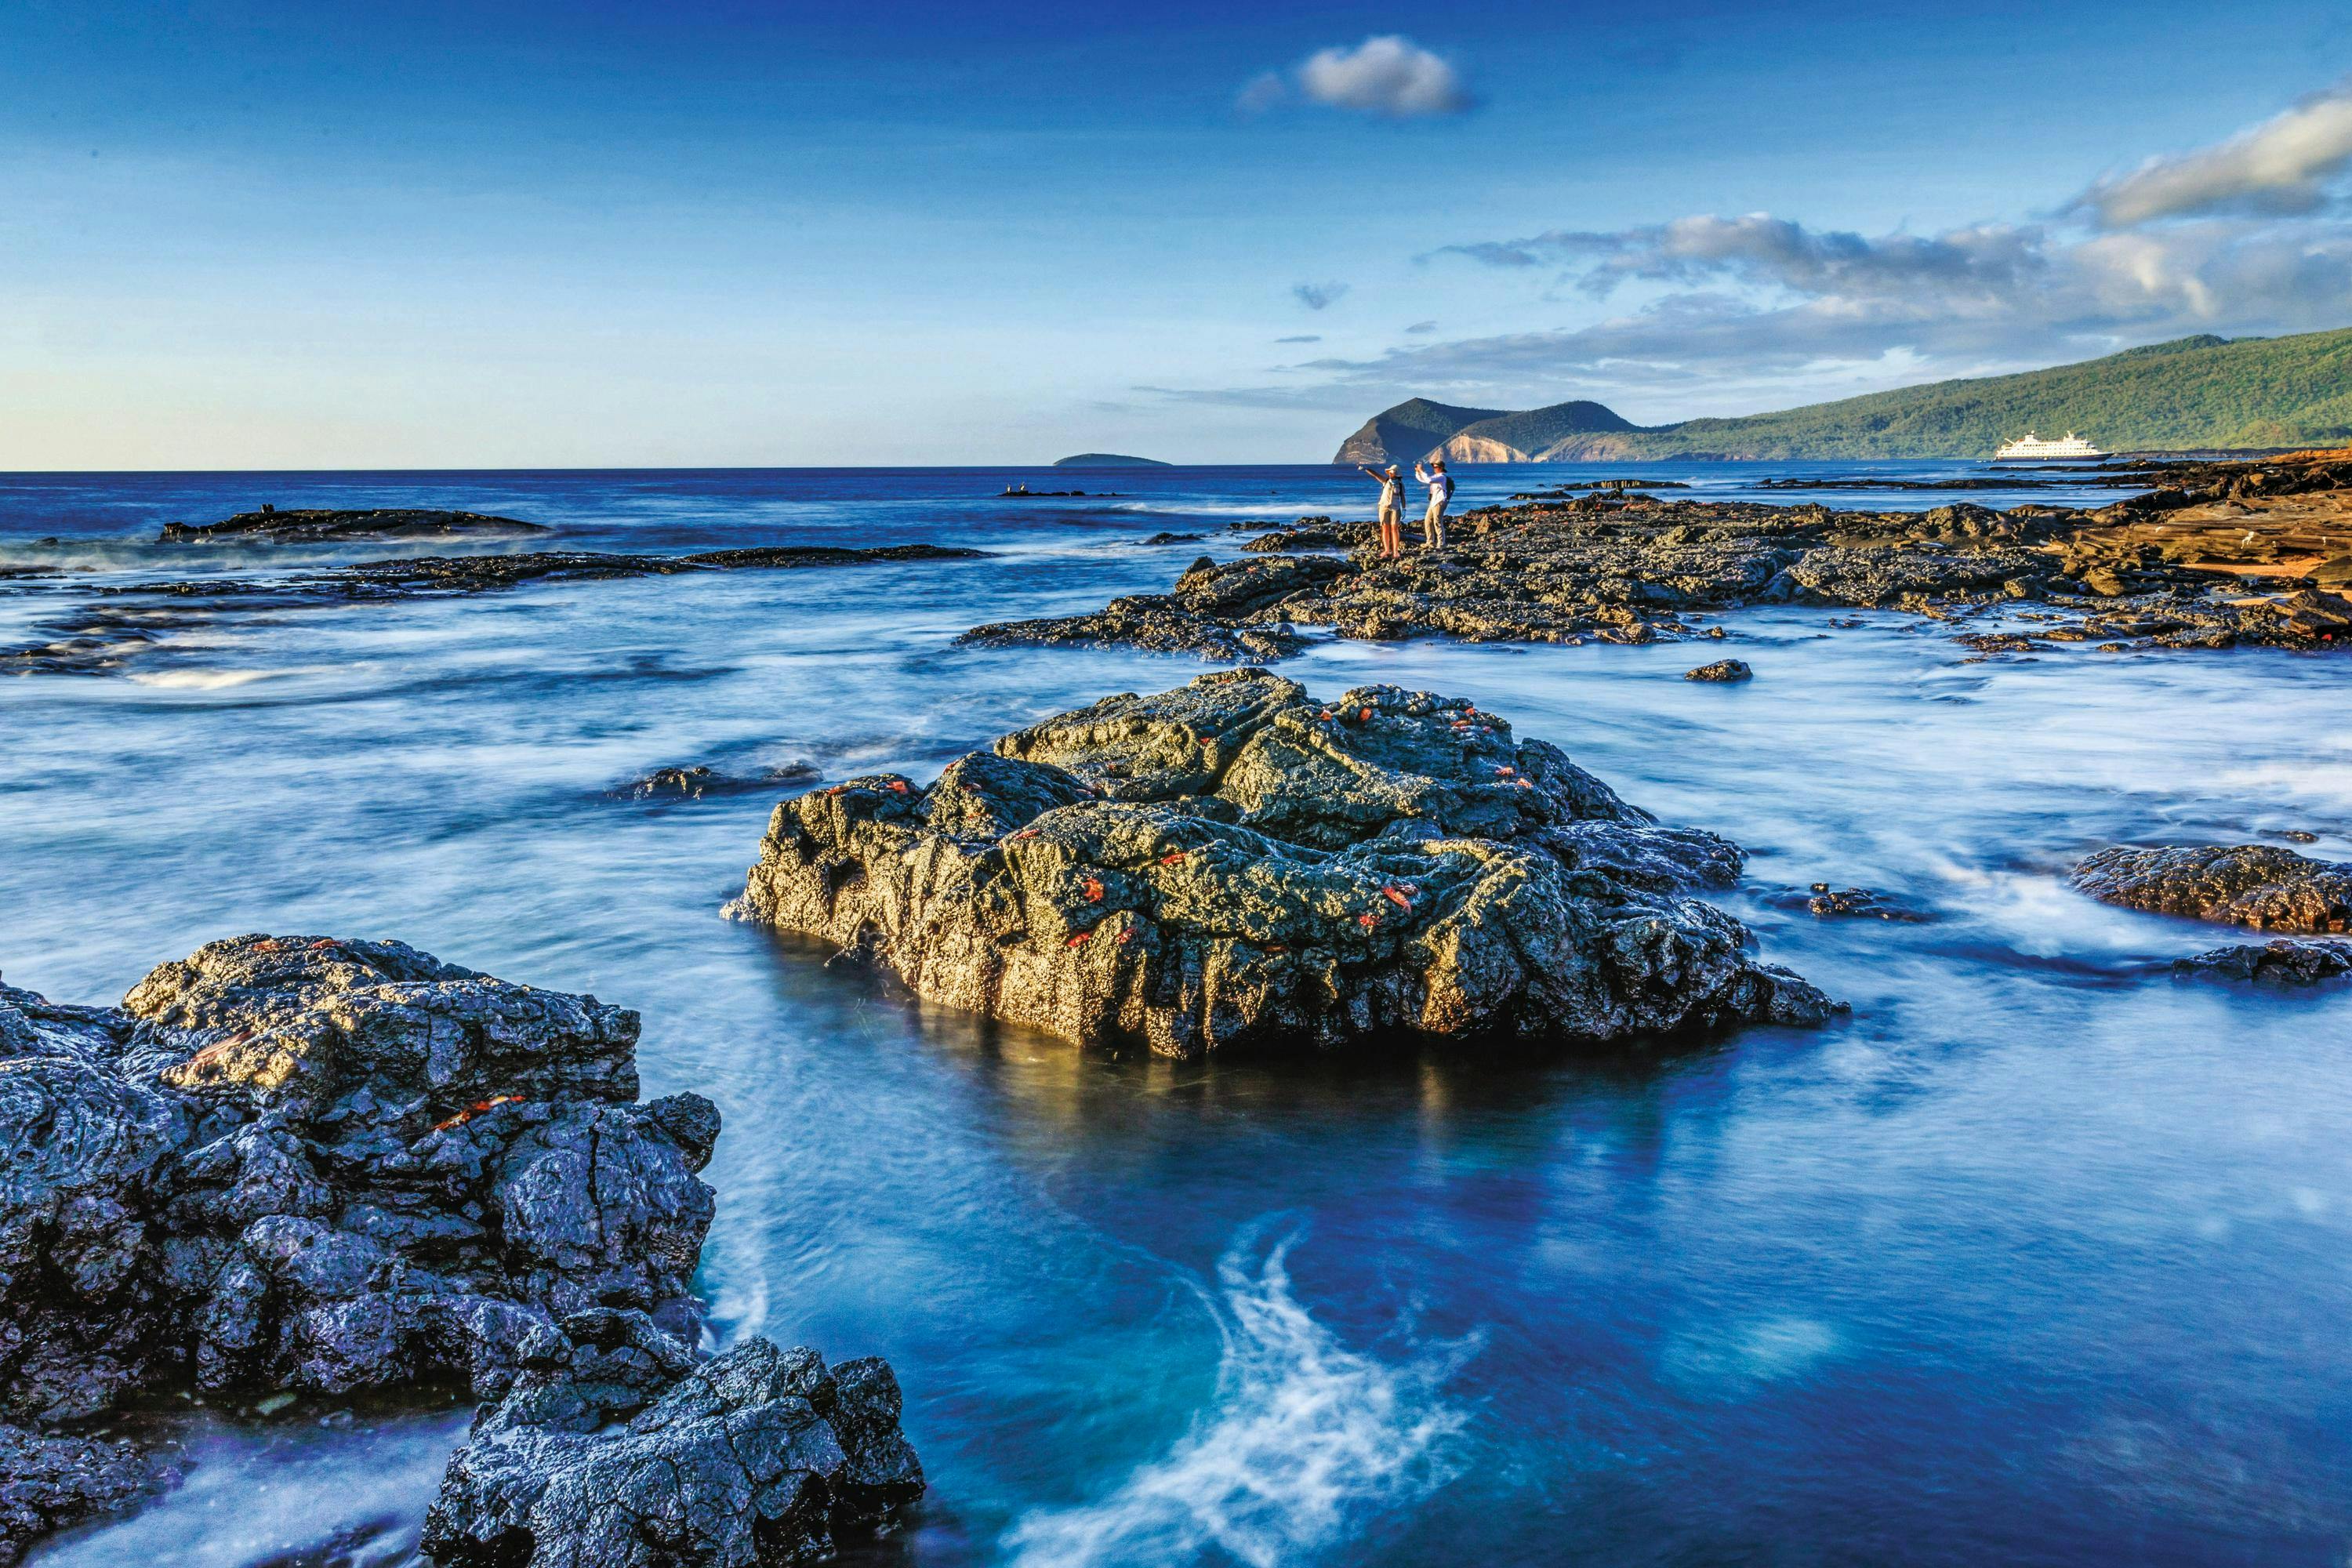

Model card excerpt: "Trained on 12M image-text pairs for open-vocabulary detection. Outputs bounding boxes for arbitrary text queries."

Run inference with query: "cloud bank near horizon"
[1163,85,2352,419]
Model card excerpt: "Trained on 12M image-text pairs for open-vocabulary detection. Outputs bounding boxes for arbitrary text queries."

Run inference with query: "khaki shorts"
[1378,505,1402,524]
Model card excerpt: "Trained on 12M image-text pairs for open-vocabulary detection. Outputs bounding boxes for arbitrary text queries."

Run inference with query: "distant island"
[1334,326,2352,463]
[1052,452,1171,467]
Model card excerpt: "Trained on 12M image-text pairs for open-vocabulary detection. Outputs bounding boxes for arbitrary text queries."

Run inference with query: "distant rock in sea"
[159,508,549,543]
[1051,452,1171,467]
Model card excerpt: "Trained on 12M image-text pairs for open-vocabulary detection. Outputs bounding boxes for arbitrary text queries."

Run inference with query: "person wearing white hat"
[1359,462,1406,560]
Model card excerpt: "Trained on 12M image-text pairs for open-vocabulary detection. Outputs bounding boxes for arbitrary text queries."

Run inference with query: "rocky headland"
[728,670,1834,1057]
[159,508,550,545]
[962,451,2352,660]
[0,935,920,1563]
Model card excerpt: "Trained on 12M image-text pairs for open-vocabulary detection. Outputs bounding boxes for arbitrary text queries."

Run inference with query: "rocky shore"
[5,543,987,677]
[0,935,921,1563]
[2071,844,2352,932]
[961,452,2352,659]
[729,670,1833,1056]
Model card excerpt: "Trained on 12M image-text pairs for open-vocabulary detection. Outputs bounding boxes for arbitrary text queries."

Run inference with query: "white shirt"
[1418,468,1454,502]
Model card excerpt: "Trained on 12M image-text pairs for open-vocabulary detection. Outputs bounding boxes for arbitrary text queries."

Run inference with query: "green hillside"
[1335,397,1504,466]
[1446,400,1635,459]
[1330,327,2352,462]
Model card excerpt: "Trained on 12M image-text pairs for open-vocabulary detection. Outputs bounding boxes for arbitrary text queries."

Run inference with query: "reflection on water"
[6,466,2350,1567]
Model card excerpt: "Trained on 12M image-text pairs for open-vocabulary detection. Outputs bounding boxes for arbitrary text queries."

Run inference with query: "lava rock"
[728,670,1834,1055]
[0,1427,176,1566]
[2171,940,2352,984]
[621,762,822,800]
[0,938,717,1553]
[2071,844,2352,931]
[424,1311,923,1568]
[1802,884,1931,922]
[1684,659,1753,682]
[956,452,2352,662]
[957,593,1305,661]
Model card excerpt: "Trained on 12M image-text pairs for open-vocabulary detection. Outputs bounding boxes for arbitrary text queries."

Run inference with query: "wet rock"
[0,939,720,1548]
[2071,844,2352,932]
[1684,659,1753,682]
[424,1312,923,1568]
[0,1427,177,1566]
[728,670,1834,1055]
[1171,554,1348,619]
[159,509,549,545]
[1802,884,1932,922]
[1240,521,1370,554]
[2171,940,2352,985]
[957,593,1306,661]
[621,762,822,800]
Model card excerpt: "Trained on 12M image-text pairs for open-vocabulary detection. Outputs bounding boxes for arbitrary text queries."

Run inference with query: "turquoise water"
[6,466,2349,1566]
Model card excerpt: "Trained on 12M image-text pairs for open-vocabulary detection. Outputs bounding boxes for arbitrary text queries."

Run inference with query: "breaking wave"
[1001,1223,1478,1568]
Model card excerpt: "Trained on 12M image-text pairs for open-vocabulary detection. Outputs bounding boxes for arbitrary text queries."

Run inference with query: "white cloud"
[1167,81,2352,419]
[1242,36,1469,118]
[2077,82,2352,227]
[1166,213,2352,416]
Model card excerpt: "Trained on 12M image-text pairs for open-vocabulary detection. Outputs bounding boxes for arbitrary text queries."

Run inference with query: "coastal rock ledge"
[728,670,1835,1054]
[2071,844,2352,932]
[0,935,920,1564]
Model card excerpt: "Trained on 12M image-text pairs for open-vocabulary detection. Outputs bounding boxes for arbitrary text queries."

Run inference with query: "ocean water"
[5,464,2349,1567]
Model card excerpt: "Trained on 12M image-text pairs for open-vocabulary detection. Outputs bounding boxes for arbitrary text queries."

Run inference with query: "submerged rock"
[159,508,549,544]
[1799,884,1932,922]
[9,545,992,678]
[0,937,922,1559]
[729,670,1833,1055]
[621,762,822,800]
[2172,939,2352,984]
[2071,844,2352,932]
[1684,659,1754,682]
[425,1312,922,1568]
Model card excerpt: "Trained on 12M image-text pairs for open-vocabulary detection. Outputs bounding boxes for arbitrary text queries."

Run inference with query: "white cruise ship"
[1993,430,2107,462]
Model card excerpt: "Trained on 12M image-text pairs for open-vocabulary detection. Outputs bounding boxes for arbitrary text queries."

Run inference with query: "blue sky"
[5,0,2351,466]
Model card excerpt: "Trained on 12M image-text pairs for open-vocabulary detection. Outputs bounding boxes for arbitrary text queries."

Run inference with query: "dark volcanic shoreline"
[5,543,990,677]
[964,451,2352,660]
[159,508,550,545]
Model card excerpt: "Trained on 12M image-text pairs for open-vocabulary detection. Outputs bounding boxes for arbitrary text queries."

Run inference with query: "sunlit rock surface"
[731,670,1832,1055]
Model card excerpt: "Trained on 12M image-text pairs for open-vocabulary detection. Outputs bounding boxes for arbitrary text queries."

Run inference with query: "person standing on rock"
[1359,463,1406,559]
[1414,457,1454,549]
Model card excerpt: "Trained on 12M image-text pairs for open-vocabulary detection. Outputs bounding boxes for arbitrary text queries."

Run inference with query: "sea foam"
[1002,1222,1477,1568]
